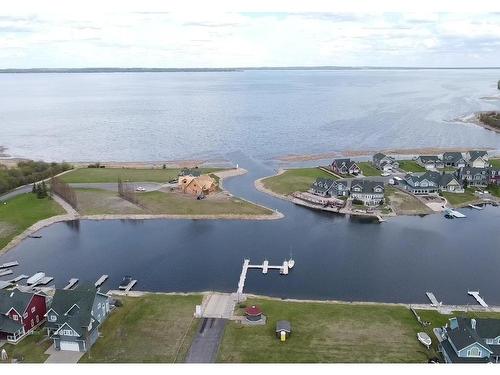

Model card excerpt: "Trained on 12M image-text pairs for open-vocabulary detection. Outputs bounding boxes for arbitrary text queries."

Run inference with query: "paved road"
[185,318,227,363]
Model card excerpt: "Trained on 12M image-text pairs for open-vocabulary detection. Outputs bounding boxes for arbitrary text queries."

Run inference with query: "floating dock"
[426,292,442,307]
[0,269,13,277]
[36,277,54,286]
[95,275,108,288]
[468,204,483,210]
[468,291,488,308]
[0,280,11,289]
[63,278,79,290]
[123,280,137,292]
[9,274,28,283]
[237,258,292,296]
[0,261,19,269]
[445,208,466,218]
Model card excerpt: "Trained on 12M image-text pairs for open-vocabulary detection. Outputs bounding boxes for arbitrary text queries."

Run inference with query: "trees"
[50,177,78,209]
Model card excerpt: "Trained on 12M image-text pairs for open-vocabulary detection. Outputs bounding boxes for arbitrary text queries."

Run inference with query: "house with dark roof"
[466,151,489,168]
[489,168,500,185]
[438,317,500,363]
[349,179,384,206]
[0,289,47,343]
[310,178,349,197]
[457,166,489,187]
[372,153,399,171]
[415,155,444,170]
[329,159,360,175]
[45,283,110,352]
[442,152,466,168]
[404,171,464,194]
[439,173,464,193]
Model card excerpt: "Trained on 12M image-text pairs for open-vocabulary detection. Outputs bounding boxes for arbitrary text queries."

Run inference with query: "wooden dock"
[63,278,79,290]
[95,275,108,288]
[0,269,13,277]
[426,292,441,307]
[36,277,54,286]
[468,291,488,307]
[124,280,137,292]
[237,258,291,296]
[0,261,19,269]
[9,275,28,283]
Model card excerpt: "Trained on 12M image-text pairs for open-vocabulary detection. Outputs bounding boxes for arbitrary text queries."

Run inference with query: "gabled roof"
[417,155,441,163]
[446,317,493,353]
[311,178,337,193]
[332,159,358,169]
[439,173,460,187]
[442,152,465,163]
[373,153,387,163]
[468,150,488,162]
[405,171,441,186]
[459,166,489,177]
[0,289,37,315]
[0,313,23,334]
[350,179,384,194]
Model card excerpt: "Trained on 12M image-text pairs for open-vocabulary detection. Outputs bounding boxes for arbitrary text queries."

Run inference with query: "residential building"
[329,159,360,175]
[442,152,466,168]
[415,155,444,170]
[404,171,440,194]
[439,317,500,363]
[349,179,385,206]
[0,289,47,343]
[178,174,216,196]
[439,174,464,193]
[46,284,110,352]
[310,178,349,197]
[457,167,489,187]
[372,153,399,171]
[489,168,500,185]
[466,151,489,168]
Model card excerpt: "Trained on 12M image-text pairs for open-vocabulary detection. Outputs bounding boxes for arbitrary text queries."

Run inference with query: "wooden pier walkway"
[237,258,291,297]
[9,274,28,283]
[63,278,79,290]
[0,269,13,277]
[95,275,108,288]
[426,292,441,307]
[124,280,137,292]
[468,291,488,307]
[0,261,19,269]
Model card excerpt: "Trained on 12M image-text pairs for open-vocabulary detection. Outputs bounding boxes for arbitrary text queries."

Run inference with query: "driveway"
[44,346,84,363]
[185,318,227,363]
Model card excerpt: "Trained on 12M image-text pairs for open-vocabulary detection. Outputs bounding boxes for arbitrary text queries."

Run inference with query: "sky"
[1,11,500,68]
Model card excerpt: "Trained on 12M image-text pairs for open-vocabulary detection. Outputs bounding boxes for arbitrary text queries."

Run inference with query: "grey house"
[466,150,489,168]
[457,166,489,187]
[310,178,349,197]
[415,155,444,170]
[372,153,399,171]
[404,171,440,194]
[46,284,110,352]
[349,179,384,206]
[442,152,466,168]
[439,317,500,363]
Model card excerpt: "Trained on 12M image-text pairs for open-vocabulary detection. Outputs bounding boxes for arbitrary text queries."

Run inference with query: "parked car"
[381,172,391,177]
[135,186,146,192]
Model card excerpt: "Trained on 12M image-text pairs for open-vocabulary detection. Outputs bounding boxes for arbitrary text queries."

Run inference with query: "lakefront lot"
[260,167,336,196]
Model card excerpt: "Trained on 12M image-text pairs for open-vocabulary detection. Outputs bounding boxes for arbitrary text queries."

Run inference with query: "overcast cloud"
[1,12,499,68]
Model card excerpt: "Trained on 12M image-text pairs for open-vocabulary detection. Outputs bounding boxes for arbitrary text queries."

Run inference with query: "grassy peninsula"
[260,168,336,196]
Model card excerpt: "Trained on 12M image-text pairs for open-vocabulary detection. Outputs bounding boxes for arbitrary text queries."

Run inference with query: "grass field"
[487,184,500,198]
[441,188,478,206]
[357,162,381,176]
[0,193,64,250]
[491,158,500,168]
[261,168,337,196]
[61,167,224,183]
[397,160,426,173]
[80,294,201,363]
[0,329,52,363]
[73,188,273,216]
[385,186,431,215]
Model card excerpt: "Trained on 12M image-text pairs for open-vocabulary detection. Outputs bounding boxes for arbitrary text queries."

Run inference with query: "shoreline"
[254,169,292,202]
[452,112,500,134]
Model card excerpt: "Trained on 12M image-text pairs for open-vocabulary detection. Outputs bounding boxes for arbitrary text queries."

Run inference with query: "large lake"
[1,69,500,161]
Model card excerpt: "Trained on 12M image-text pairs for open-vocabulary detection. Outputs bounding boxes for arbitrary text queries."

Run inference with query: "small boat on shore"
[28,234,42,239]
[444,208,466,218]
[417,332,432,349]
[468,204,483,210]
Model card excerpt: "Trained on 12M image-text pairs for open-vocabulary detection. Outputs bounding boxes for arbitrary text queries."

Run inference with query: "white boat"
[288,258,295,269]
[27,272,45,285]
[444,208,466,218]
[417,332,432,348]
[468,204,483,210]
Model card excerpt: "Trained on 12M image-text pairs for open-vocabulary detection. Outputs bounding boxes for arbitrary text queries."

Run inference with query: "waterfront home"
[349,179,384,206]
[310,178,349,197]
[329,159,361,175]
[438,317,500,363]
[178,174,216,196]
[442,152,466,168]
[0,289,47,343]
[466,150,489,168]
[489,168,500,185]
[439,174,464,193]
[403,171,440,194]
[372,153,399,171]
[46,283,110,352]
[415,155,444,170]
[457,166,489,187]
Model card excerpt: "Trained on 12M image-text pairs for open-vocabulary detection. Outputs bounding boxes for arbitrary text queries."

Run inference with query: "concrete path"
[185,318,227,363]
[200,293,236,319]
[44,346,84,363]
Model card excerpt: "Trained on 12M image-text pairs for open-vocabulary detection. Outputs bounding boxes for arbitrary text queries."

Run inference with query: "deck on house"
[468,291,488,307]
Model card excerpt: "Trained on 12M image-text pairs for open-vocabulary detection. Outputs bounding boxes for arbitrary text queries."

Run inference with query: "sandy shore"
[254,169,292,202]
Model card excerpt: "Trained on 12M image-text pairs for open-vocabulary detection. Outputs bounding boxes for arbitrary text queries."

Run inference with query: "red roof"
[245,305,262,316]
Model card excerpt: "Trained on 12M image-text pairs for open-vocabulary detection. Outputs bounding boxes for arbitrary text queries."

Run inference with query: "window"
[97,303,101,309]
[467,347,481,357]
[23,312,28,319]
[12,314,18,321]
[31,306,36,313]
[49,315,56,322]
[31,319,34,327]
[36,315,39,323]
[486,339,494,345]
[61,329,73,336]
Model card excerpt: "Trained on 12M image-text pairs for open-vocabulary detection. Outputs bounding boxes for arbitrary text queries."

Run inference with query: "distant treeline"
[479,111,500,129]
[0,160,72,195]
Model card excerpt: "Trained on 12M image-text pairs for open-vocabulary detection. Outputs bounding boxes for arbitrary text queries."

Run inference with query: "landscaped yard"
[357,162,381,176]
[80,294,201,363]
[0,193,65,251]
[0,329,52,363]
[261,168,337,196]
[385,186,431,215]
[441,188,478,207]
[73,188,273,216]
[61,167,224,183]
[487,184,500,198]
[397,160,426,173]
[491,158,500,168]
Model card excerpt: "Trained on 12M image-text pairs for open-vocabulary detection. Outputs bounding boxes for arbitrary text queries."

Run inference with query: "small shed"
[276,320,291,341]
[245,305,263,322]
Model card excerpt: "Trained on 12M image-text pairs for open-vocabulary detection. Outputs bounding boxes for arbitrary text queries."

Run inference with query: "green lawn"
[441,188,478,206]
[357,162,381,176]
[61,167,224,183]
[80,294,201,363]
[0,329,52,363]
[397,160,426,173]
[261,168,337,196]
[487,184,500,198]
[490,158,500,168]
[0,193,65,251]
[73,188,273,216]
[385,186,431,215]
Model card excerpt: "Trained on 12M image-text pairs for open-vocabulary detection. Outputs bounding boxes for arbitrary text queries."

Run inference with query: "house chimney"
[471,318,477,330]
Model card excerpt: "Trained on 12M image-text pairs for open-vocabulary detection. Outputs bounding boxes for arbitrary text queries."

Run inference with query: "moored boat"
[417,332,432,348]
